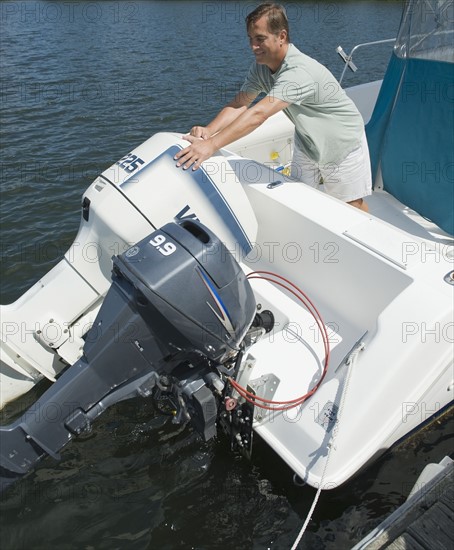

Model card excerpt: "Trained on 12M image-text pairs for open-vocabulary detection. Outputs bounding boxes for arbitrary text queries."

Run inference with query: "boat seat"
[366,53,453,236]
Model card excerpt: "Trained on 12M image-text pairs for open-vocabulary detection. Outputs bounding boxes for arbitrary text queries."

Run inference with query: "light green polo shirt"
[240,44,364,165]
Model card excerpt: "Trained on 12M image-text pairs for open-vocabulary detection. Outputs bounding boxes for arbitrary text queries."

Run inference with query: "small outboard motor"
[0,220,256,492]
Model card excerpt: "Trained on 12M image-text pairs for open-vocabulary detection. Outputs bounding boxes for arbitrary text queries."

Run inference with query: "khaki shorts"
[290,132,372,203]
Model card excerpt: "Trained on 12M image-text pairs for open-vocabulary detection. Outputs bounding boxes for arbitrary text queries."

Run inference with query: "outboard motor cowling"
[105,219,256,368]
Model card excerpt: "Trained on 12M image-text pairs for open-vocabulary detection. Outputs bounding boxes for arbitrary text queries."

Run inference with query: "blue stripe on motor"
[197,266,234,329]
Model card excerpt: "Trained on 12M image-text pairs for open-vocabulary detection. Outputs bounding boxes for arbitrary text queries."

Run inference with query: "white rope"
[290,341,365,549]
[290,464,326,549]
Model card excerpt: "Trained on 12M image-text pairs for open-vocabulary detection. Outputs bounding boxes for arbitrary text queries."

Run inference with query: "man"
[175,3,372,211]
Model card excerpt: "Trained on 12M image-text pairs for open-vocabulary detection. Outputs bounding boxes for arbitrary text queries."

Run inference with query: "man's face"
[247,15,284,69]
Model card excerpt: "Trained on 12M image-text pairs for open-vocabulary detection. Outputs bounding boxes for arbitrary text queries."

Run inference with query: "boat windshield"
[365,0,453,235]
[395,0,454,62]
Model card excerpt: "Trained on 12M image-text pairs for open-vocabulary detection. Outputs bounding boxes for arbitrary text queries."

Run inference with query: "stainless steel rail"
[337,38,396,85]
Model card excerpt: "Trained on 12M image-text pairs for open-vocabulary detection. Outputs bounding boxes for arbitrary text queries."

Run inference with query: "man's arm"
[175,95,290,170]
[188,91,256,139]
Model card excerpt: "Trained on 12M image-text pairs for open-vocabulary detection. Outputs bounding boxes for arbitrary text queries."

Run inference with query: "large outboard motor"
[0,220,256,492]
[0,132,259,408]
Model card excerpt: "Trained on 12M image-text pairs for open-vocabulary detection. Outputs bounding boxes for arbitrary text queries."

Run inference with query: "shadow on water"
[0,390,452,549]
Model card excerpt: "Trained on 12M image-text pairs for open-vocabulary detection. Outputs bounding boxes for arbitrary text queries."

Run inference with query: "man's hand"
[175,96,288,171]
[188,126,212,139]
[174,135,217,171]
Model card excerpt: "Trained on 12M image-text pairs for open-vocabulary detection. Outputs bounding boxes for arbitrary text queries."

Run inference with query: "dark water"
[0,1,452,548]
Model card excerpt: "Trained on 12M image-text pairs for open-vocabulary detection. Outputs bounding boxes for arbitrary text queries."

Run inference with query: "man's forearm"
[206,104,248,136]
[210,106,267,150]
[175,97,288,171]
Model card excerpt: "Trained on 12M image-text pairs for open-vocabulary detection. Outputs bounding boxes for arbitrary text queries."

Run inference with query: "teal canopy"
[366,0,454,235]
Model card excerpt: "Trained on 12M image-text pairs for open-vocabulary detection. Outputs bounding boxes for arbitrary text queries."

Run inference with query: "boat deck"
[367,189,454,247]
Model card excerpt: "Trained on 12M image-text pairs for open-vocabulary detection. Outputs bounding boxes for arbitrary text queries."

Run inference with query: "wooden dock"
[352,457,454,549]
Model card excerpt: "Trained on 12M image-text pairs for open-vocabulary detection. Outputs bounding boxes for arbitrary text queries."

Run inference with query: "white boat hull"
[1,79,452,489]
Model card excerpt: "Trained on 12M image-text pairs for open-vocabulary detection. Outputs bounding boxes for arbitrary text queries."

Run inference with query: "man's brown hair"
[246,3,290,42]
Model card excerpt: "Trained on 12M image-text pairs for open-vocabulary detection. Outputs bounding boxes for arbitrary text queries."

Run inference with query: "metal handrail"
[337,38,396,85]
